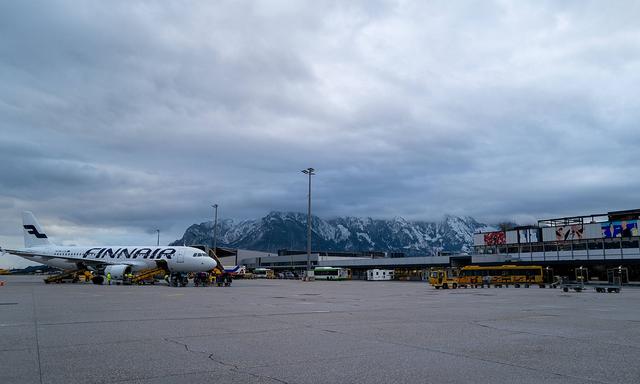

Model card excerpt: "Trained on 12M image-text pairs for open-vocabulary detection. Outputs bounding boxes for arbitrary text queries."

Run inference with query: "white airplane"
[223,265,246,275]
[0,211,217,284]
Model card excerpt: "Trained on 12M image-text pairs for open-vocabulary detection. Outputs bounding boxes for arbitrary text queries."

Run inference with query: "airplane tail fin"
[22,211,52,248]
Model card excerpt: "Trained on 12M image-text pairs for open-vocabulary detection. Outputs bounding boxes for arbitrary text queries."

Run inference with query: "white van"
[366,269,394,281]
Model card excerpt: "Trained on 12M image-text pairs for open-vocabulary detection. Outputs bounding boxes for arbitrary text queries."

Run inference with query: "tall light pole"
[301,167,315,279]
[156,229,160,246]
[212,204,218,256]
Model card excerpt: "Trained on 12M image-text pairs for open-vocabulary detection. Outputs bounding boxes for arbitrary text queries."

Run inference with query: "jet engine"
[103,265,132,280]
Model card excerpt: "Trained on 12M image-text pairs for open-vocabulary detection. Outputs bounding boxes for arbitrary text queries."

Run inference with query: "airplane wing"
[0,247,21,257]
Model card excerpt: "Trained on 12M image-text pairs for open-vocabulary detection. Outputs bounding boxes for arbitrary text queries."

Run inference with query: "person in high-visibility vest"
[107,272,112,285]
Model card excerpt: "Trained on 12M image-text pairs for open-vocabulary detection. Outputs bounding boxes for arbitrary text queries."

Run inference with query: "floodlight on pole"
[212,204,218,256]
[301,167,315,280]
[156,229,160,246]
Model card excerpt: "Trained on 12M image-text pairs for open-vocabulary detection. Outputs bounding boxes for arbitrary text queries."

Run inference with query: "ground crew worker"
[483,274,491,288]
[107,272,112,285]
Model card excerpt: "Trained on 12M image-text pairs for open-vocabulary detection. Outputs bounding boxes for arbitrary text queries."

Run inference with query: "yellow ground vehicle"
[81,270,93,282]
[458,265,544,288]
[430,265,545,289]
[428,268,459,289]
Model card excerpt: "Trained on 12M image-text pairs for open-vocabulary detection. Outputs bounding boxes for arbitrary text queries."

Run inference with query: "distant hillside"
[171,211,490,256]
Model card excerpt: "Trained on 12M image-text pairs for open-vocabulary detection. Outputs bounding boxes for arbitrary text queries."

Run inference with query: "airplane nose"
[208,258,217,270]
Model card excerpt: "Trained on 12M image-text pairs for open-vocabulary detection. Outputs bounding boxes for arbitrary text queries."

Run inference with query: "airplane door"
[177,250,184,263]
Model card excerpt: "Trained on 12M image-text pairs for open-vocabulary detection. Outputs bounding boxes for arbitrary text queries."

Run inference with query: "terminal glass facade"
[473,210,640,262]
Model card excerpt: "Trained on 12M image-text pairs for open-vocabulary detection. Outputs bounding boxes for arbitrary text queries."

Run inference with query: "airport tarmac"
[0,276,639,384]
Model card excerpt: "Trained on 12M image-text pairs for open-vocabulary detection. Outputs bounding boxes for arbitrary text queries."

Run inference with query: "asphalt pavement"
[0,275,638,384]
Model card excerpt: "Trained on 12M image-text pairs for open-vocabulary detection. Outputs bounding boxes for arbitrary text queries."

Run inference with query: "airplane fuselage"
[11,245,215,273]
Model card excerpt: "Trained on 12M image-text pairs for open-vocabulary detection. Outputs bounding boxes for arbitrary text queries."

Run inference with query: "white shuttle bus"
[314,267,350,280]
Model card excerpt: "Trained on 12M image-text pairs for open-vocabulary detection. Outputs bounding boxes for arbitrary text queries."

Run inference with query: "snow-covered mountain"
[171,211,490,256]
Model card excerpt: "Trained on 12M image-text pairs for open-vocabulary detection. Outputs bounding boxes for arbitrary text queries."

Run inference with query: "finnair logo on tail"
[23,225,48,239]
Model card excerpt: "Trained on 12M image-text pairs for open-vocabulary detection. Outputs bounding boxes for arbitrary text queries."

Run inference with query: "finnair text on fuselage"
[78,247,177,260]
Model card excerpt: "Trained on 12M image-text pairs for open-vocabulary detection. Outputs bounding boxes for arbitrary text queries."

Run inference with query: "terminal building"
[472,209,640,263]
[220,209,640,282]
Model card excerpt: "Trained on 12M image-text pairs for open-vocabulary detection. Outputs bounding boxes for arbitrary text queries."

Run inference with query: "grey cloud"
[1,0,640,250]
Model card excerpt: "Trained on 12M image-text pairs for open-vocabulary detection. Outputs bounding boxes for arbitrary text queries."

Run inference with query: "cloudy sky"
[2,1,640,266]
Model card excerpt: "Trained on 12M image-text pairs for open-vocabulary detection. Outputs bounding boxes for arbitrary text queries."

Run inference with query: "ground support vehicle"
[253,268,275,279]
[169,272,188,287]
[314,267,350,280]
[556,275,621,293]
[193,272,210,287]
[366,269,394,281]
[44,269,88,284]
[458,265,544,288]
[593,284,621,293]
[130,267,166,285]
[542,276,563,289]
[284,271,299,279]
[213,273,232,287]
[560,266,622,293]
[429,265,545,289]
[429,268,459,289]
